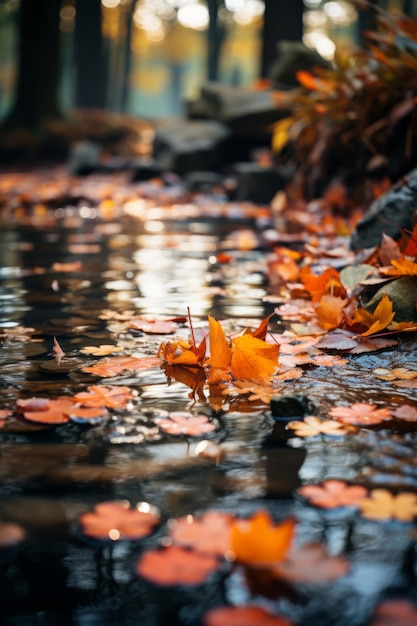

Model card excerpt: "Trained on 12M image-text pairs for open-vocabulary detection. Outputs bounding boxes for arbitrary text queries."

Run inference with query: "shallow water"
[0,174,417,626]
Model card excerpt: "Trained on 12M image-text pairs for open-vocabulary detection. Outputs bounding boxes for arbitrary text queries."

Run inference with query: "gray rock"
[363,276,417,322]
[351,168,417,249]
[153,118,231,175]
[232,162,286,204]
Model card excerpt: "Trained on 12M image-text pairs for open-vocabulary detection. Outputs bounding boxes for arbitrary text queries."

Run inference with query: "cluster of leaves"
[272,3,417,198]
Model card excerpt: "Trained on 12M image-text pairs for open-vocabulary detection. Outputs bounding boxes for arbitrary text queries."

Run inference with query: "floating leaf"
[130,318,179,334]
[298,480,367,509]
[16,396,75,424]
[329,402,392,426]
[79,344,123,356]
[230,334,279,383]
[78,500,160,540]
[155,412,216,437]
[82,355,162,377]
[203,605,294,626]
[73,385,135,408]
[359,489,417,522]
[287,416,350,437]
[136,545,219,586]
[230,510,295,565]
[169,510,233,557]
[369,600,417,626]
[393,405,417,422]
[315,295,348,331]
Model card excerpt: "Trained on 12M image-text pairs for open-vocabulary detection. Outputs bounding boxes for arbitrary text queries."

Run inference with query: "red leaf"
[203,605,294,626]
[136,545,219,586]
[79,501,160,540]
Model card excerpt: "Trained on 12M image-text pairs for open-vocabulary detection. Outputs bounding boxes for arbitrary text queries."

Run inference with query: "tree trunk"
[261,0,304,78]
[74,0,107,109]
[6,0,62,128]
[207,0,225,82]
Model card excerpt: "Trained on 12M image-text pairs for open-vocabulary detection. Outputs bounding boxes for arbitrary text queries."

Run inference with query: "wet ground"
[0,169,416,626]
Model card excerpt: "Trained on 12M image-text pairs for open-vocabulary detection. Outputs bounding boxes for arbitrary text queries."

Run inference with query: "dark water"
[0,176,417,626]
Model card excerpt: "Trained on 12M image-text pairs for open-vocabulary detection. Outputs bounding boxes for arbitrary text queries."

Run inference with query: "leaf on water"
[315,330,358,351]
[231,334,279,383]
[16,396,75,424]
[298,480,368,509]
[300,267,346,302]
[373,367,417,381]
[359,489,417,523]
[79,500,160,540]
[130,318,179,334]
[287,416,350,438]
[206,315,231,370]
[74,384,136,408]
[393,405,417,422]
[369,600,417,626]
[230,510,295,565]
[52,336,65,364]
[155,412,216,437]
[329,402,392,426]
[82,355,162,377]
[169,510,234,557]
[79,344,124,356]
[159,337,206,366]
[203,605,294,626]
[311,354,348,366]
[136,545,219,586]
[271,542,349,584]
[0,522,26,549]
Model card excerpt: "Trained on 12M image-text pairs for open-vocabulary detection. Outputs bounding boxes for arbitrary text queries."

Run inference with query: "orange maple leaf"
[158,336,206,366]
[380,256,417,277]
[231,334,279,382]
[300,267,346,302]
[230,510,295,565]
[316,295,348,331]
[345,294,395,337]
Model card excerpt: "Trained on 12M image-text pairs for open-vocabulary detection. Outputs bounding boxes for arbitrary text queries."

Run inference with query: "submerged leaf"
[230,511,295,565]
[298,480,367,509]
[79,500,160,540]
[136,545,219,586]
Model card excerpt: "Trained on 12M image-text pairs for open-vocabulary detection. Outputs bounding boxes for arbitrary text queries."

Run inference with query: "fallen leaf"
[206,315,231,370]
[380,256,417,277]
[316,295,348,331]
[300,267,346,302]
[169,510,233,557]
[79,344,124,356]
[393,405,417,422]
[298,480,367,509]
[73,385,135,408]
[369,599,417,626]
[347,294,395,337]
[287,416,350,437]
[272,542,349,584]
[136,545,219,586]
[203,605,294,626]
[230,510,295,565]
[82,355,162,377]
[155,412,216,437]
[52,336,65,364]
[328,402,392,426]
[373,367,417,381]
[159,337,206,366]
[359,489,417,522]
[16,396,75,424]
[130,318,179,334]
[78,500,160,540]
[231,334,279,383]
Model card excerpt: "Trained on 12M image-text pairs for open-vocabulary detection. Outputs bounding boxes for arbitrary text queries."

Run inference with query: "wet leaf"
[359,489,417,522]
[380,257,417,277]
[230,511,295,565]
[129,318,179,334]
[78,500,160,540]
[73,384,135,408]
[136,545,219,586]
[369,599,417,626]
[79,344,124,356]
[16,396,75,424]
[169,510,233,557]
[82,355,162,377]
[272,543,349,584]
[231,334,279,383]
[300,267,346,302]
[316,295,348,331]
[329,402,392,426]
[373,367,417,381]
[155,412,216,437]
[287,416,350,437]
[298,480,367,509]
[0,522,26,548]
[379,233,402,266]
[393,405,417,422]
[203,605,294,626]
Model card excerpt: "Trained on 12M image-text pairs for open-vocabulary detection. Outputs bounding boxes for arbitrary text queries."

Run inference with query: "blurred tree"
[261,0,304,78]
[5,0,62,128]
[74,0,107,109]
[207,0,226,81]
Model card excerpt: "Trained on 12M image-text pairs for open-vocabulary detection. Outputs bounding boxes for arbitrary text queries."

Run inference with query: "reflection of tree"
[74,0,107,109]
[261,0,303,78]
[207,0,226,81]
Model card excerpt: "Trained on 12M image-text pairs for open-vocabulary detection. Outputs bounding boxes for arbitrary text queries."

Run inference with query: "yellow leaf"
[316,295,348,331]
[359,294,395,337]
[206,315,231,370]
[231,334,279,382]
[271,117,294,154]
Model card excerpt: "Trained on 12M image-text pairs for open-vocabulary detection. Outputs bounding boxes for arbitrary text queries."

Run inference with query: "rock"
[130,158,163,182]
[153,118,231,175]
[351,169,417,249]
[184,170,224,193]
[363,276,417,322]
[232,162,286,204]
[67,140,101,176]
